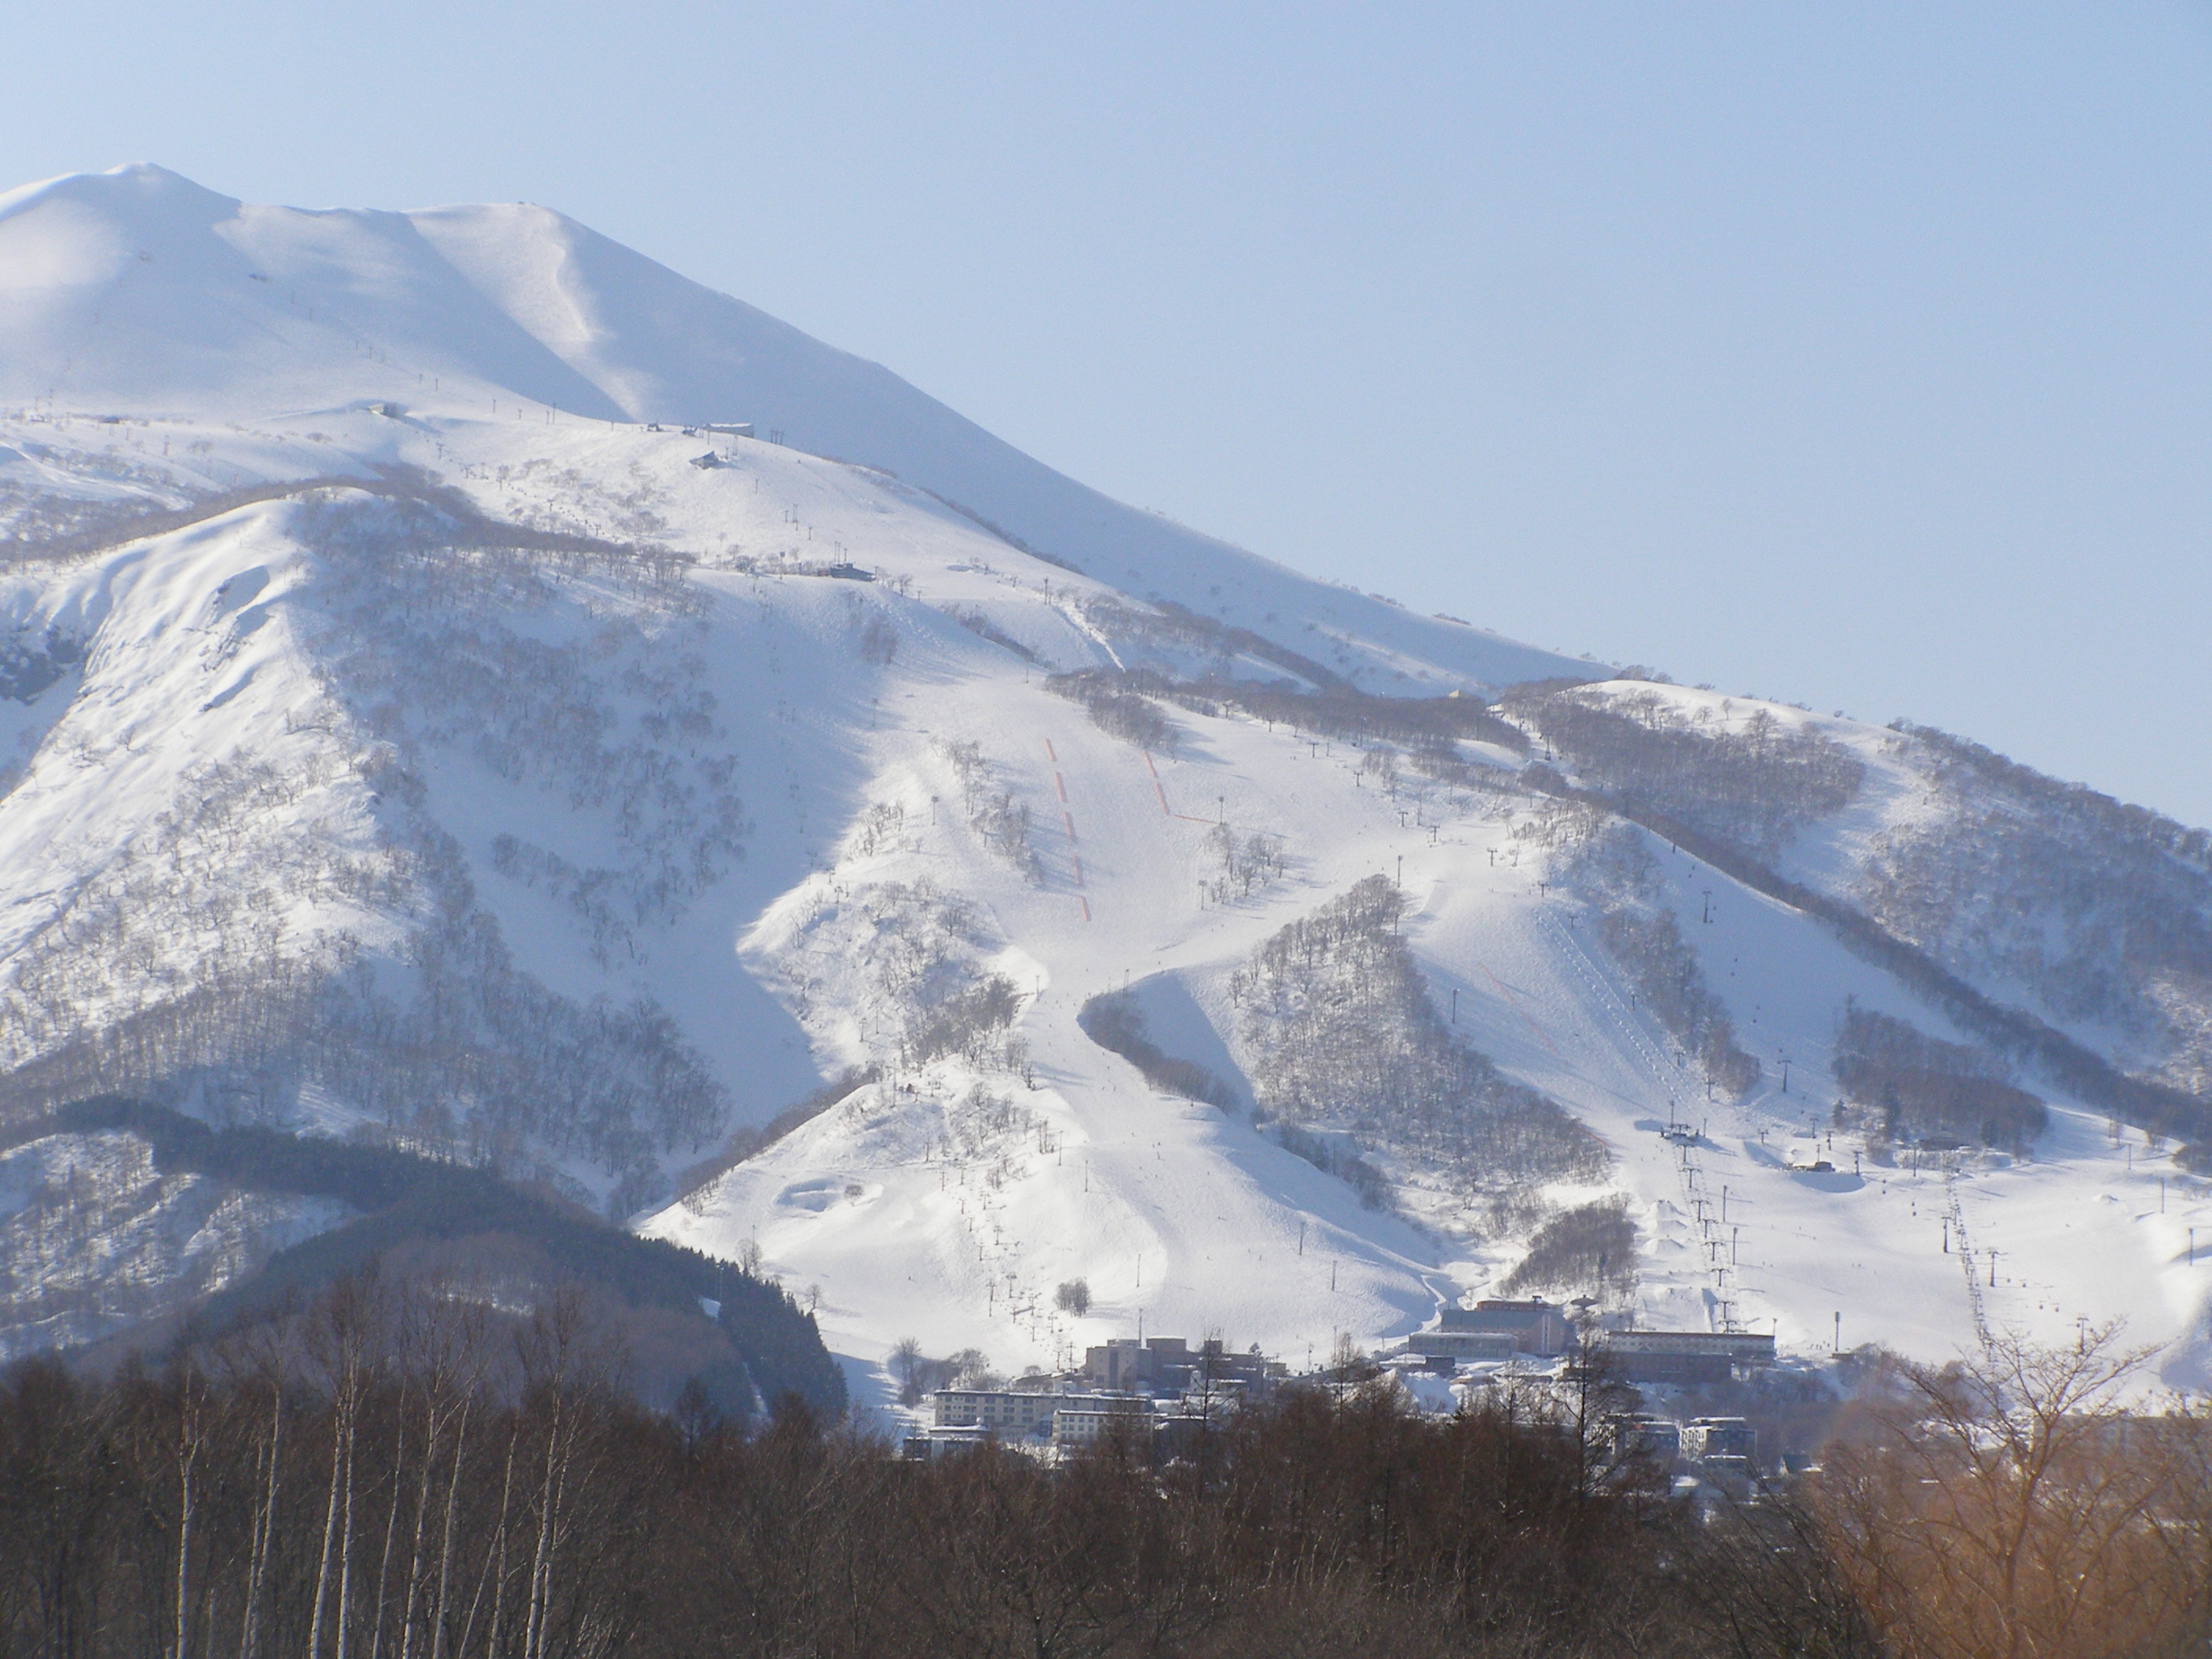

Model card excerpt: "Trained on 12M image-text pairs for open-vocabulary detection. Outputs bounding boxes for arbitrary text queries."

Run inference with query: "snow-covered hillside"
[0,162,1581,695]
[2,163,2209,1404]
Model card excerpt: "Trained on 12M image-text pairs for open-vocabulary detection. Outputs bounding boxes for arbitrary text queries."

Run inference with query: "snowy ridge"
[0,163,1588,696]
[0,165,2208,1408]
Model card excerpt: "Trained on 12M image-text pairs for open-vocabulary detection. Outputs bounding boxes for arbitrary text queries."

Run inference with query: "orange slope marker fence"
[1046,737,1088,915]
[1478,963,1565,1060]
[1144,749,1227,825]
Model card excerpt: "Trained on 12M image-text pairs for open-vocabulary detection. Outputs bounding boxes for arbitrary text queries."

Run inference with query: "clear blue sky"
[9,3,2210,825]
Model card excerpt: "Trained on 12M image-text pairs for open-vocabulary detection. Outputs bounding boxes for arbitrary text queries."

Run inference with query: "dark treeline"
[668,1067,880,1210]
[0,1280,1873,1659]
[1595,907,1763,1100]
[1898,723,2212,873]
[1077,991,1238,1109]
[1830,1004,2048,1155]
[1044,672,1180,754]
[1503,687,1863,856]
[1867,724,2212,1102]
[1233,877,1610,1193]
[1076,991,1399,1210]
[1155,677,1530,757]
[1500,1199,1639,1299]
[1046,666,1532,759]
[5,1100,844,1425]
[1068,597,1360,695]
[1,463,683,574]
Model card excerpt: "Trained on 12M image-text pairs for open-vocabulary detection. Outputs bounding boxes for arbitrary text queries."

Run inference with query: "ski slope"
[0,163,2207,1403]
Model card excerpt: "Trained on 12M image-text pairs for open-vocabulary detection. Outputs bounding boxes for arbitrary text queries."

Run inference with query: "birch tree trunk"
[425,1400,470,1659]
[174,1375,203,1659]
[308,1387,350,1659]
[238,1384,282,1659]
[368,1397,410,1659]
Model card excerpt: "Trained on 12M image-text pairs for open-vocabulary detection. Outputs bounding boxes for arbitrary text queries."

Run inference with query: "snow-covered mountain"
[3,162,2209,1401]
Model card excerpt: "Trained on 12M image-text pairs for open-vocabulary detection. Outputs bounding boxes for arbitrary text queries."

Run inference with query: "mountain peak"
[0,160,242,229]
[0,165,1589,694]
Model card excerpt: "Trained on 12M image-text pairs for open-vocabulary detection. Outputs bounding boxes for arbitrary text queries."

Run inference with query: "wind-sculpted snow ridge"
[2,163,2212,1400]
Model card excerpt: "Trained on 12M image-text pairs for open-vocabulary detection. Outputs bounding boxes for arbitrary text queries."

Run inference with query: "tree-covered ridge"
[1829,1003,2047,1155]
[1232,877,1608,1193]
[0,490,744,1214]
[1866,724,2212,1095]
[1504,685,1864,856]
[13,1099,844,1422]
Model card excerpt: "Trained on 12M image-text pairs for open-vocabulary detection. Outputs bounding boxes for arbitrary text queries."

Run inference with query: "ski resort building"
[1599,1331,1777,1385]
[1437,1299,1577,1357]
[1049,1397,1153,1448]
[1608,1414,1683,1464]
[931,1386,1152,1438]
[916,1333,1287,1459]
[1082,1335,1282,1397]
[1406,1329,1518,1364]
[1680,1417,1758,1463]
[1083,1335,1190,1390]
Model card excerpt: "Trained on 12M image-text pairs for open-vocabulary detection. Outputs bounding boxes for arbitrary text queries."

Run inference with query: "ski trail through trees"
[1532,903,1750,1328]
